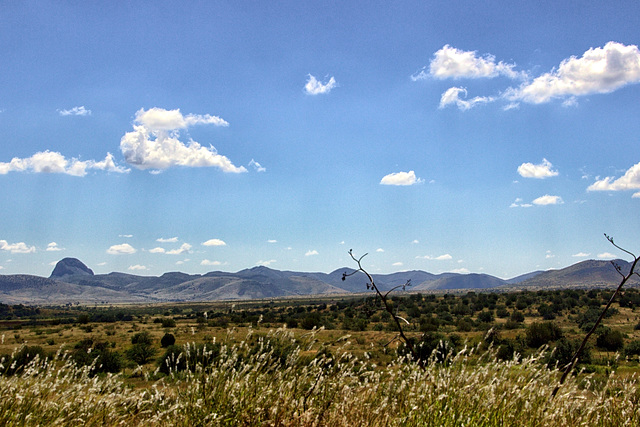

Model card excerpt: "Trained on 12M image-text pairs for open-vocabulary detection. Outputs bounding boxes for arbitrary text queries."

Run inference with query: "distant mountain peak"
[50,258,94,278]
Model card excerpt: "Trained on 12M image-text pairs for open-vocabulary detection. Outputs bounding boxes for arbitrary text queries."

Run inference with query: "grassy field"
[2,288,640,425]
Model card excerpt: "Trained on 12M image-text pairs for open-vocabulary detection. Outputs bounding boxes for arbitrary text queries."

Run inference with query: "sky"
[1,1,639,280]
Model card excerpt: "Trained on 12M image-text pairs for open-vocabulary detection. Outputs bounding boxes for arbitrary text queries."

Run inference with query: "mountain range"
[0,257,637,304]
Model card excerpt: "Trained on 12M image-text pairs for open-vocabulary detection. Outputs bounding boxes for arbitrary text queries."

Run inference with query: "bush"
[71,339,122,374]
[547,338,591,369]
[126,331,157,365]
[477,310,494,323]
[525,321,562,348]
[158,342,221,375]
[624,340,640,359]
[161,333,176,348]
[1,345,49,376]
[161,318,176,328]
[401,332,454,363]
[596,328,625,352]
[510,310,525,323]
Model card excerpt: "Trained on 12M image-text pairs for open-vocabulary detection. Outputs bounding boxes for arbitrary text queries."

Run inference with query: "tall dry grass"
[1,327,639,426]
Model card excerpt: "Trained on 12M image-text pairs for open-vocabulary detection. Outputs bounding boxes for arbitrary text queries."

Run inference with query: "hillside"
[0,257,637,304]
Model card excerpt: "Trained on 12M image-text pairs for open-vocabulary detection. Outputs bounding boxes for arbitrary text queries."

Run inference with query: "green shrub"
[596,327,625,352]
[1,345,49,376]
[161,333,176,348]
[525,321,562,348]
[158,342,221,375]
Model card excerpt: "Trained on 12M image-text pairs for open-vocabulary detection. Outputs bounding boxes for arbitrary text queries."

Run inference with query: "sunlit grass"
[2,327,640,426]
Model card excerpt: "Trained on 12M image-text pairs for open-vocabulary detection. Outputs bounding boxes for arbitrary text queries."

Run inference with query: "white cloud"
[267,239,277,243]
[517,158,559,179]
[107,243,136,255]
[305,250,319,256]
[119,234,133,238]
[392,262,404,267]
[506,42,640,104]
[451,268,470,274]
[202,238,227,247]
[0,151,128,176]
[304,74,337,95]
[572,252,591,257]
[128,265,147,271]
[249,159,266,172]
[416,45,524,81]
[0,240,36,254]
[149,247,166,254]
[201,259,223,266]
[157,237,178,243]
[120,108,246,173]
[633,192,640,198]
[166,243,192,255]
[416,254,452,261]
[46,242,63,252]
[411,240,419,244]
[257,259,276,266]
[58,106,91,116]
[597,252,617,259]
[380,170,424,186]
[587,161,640,195]
[376,248,384,253]
[532,195,564,205]
[509,197,533,208]
[134,107,228,130]
[438,87,494,110]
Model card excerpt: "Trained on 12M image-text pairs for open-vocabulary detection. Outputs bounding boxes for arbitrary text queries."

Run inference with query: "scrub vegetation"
[2,283,640,425]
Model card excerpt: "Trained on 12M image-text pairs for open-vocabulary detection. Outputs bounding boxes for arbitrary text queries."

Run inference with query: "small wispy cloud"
[46,242,63,252]
[597,252,617,259]
[58,106,91,116]
[257,259,276,266]
[202,239,227,247]
[572,252,591,257]
[201,259,223,266]
[438,87,494,110]
[166,243,192,255]
[107,243,136,255]
[532,195,564,206]
[0,240,36,254]
[305,74,337,95]
[416,254,452,260]
[517,158,559,179]
[305,250,319,256]
[249,159,266,172]
[380,170,424,186]
[157,237,178,243]
[128,264,147,271]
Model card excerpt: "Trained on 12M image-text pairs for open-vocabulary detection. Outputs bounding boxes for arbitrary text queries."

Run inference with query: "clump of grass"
[1,328,640,426]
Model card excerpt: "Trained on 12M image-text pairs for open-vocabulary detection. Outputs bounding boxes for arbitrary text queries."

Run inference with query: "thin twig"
[551,234,640,398]
[344,250,418,362]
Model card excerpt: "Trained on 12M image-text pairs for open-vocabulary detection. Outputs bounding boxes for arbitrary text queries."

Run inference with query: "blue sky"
[1,1,639,279]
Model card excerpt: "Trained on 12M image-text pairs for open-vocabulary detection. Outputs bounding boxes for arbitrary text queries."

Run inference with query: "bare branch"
[552,234,640,398]
[345,250,419,363]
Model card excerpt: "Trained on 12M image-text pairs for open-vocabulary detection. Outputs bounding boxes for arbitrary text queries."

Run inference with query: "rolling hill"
[0,257,636,304]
